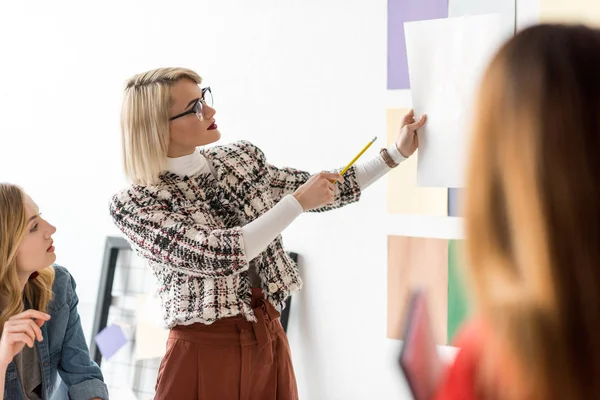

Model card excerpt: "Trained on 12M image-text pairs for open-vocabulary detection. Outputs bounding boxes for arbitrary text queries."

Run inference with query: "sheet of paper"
[449,0,516,37]
[387,0,448,89]
[386,109,448,216]
[387,235,449,345]
[447,240,471,344]
[540,0,600,26]
[94,324,128,360]
[447,188,463,217]
[135,294,170,360]
[405,14,505,187]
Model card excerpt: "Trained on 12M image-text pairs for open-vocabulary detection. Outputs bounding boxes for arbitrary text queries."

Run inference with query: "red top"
[434,320,486,400]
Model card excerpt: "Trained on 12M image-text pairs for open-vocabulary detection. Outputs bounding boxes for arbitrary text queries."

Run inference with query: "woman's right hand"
[293,172,344,211]
[0,310,50,369]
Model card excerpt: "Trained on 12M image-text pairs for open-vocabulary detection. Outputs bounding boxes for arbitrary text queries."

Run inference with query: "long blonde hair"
[121,67,202,186]
[465,24,600,399]
[0,184,55,330]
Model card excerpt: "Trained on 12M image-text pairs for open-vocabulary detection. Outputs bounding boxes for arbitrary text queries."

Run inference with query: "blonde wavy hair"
[465,24,600,399]
[0,184,54,331]
[121,67,202,186]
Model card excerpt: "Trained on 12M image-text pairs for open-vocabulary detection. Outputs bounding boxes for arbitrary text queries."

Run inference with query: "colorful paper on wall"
[387,0,448,89]
[447,240,471,344]
[449,0,516,37]
[405,14,505,187]
[540,0,600,26]
[387,235,449,345]
[386,109,448,216]
[94,324,128,360]
[134,294,169,360]
[447,188,463,217]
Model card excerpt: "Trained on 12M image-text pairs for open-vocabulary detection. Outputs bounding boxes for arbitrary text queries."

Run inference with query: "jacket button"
[268,283,279,293]
[43,361,49,367]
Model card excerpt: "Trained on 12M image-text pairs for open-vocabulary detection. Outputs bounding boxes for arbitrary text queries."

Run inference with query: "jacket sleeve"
[109,188,249,278]
[240,140,362,213]
[57,271,109,400]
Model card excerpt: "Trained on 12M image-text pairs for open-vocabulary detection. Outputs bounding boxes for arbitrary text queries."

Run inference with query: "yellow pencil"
[333,136,378,183]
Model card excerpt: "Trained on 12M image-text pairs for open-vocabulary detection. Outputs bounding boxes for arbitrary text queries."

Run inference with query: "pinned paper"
[386,108,448,216]
[449,0,516,37]
[387,0,448,89]
[448,188,463,217]
[94,324,127,360]
[387,235,449,345]
[134,294,169,360]
[405,14,506,187]
[447,240,471,343]
[540,0,600,26]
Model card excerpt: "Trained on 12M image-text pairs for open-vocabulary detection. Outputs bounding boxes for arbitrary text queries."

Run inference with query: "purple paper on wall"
[387,0,449,89]
[448,188,463,216]
[94,324,127,360]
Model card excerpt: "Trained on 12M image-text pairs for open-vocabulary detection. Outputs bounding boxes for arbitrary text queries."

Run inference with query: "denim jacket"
[3,265,109,400]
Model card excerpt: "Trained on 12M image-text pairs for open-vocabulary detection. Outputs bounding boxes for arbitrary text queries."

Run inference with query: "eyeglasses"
[169,87,213,121]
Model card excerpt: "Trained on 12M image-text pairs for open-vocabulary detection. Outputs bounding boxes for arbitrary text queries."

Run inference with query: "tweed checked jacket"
[109,140,362,327]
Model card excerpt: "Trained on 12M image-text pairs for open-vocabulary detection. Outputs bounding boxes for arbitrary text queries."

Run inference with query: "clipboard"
[399,289,443,400]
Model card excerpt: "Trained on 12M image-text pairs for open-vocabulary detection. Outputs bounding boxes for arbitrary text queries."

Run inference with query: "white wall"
[0,0,539,399]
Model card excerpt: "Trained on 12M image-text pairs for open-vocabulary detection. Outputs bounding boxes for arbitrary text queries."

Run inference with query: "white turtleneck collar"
[165,148,216,177]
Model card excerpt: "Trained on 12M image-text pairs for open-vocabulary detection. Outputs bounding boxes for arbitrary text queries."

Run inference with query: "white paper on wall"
[449,0,516,37]
[404,14,506,188]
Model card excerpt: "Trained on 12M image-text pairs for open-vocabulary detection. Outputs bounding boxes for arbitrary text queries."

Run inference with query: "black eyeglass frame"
[169,87,212,121]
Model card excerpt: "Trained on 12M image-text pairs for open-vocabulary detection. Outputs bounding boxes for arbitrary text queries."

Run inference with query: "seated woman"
[435,24,600,400]
[0,183,108,399]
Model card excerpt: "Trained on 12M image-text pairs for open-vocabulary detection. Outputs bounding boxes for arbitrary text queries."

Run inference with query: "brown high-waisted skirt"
[154,288,298,400]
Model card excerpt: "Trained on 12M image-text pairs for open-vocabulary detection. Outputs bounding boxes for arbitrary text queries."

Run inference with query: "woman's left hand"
[396,109,427,158]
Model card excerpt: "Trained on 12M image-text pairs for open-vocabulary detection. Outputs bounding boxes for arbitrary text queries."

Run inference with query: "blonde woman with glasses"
[109,67,426,399]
